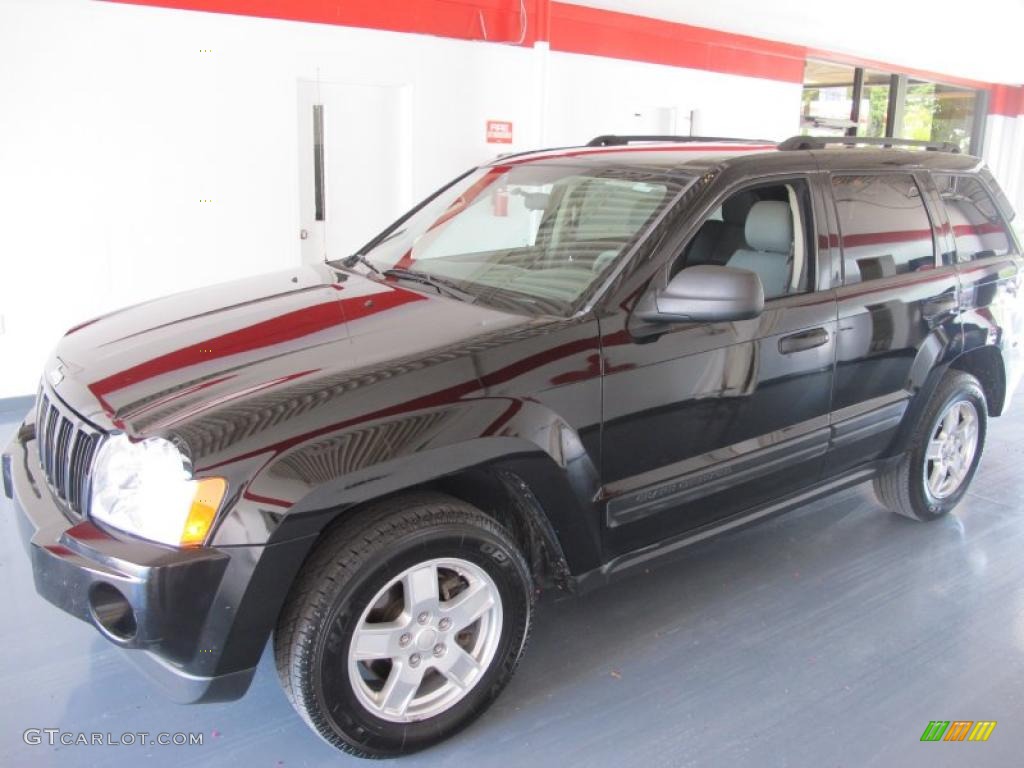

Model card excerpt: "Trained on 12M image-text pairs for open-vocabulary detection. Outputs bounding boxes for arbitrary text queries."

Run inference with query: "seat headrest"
[722,190,757,225]
[744,200,793,253]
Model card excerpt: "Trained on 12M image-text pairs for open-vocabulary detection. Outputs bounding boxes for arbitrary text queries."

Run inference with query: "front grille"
[35,389,102,518]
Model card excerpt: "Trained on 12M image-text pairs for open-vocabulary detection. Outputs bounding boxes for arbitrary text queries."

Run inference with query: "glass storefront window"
[800,60,982,154]
[801,60,857,136]
[900,81,977,153]
[858,71,892,138]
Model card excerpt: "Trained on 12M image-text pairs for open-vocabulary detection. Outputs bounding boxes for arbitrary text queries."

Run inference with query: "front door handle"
[779,327,830,355]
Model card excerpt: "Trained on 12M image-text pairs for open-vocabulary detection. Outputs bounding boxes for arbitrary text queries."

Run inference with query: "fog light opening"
[88,582,137,641]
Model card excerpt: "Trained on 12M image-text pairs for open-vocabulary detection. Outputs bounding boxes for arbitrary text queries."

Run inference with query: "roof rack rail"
[777,135,961,153]
[586,135,775,147]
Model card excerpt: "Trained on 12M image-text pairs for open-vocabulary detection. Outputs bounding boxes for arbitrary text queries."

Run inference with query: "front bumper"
[3,423,261,703]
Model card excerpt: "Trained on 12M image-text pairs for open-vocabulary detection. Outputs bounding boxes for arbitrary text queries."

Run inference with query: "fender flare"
[211,397,604,575]
[203,403,604,680]
[887,335,1008,457]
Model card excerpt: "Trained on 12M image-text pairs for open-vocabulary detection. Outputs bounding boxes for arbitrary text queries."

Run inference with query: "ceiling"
[573,0,1024,85]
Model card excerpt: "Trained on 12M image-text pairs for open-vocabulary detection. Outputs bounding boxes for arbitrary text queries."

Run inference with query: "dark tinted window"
[832,174,935,284]
[933,174,1014,263]
[676,179,813,300]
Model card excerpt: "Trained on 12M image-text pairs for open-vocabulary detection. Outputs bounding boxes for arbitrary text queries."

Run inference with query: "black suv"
[4,135,1022,757]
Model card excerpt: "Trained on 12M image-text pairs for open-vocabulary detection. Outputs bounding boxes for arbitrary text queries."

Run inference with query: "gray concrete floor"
[3,401,1024,768]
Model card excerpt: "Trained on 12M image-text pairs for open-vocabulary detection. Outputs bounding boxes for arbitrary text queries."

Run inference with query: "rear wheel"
[274,493,533,758]
[873,370,987,521]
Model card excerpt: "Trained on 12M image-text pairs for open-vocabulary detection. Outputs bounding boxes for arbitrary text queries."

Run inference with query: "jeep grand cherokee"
[4,134,1022,757]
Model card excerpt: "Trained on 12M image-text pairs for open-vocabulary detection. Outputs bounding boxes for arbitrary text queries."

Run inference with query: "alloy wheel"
[924,399,980,500]
[347,557,503,722]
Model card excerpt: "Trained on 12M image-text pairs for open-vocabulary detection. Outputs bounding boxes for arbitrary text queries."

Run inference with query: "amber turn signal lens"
[180,477,227,547]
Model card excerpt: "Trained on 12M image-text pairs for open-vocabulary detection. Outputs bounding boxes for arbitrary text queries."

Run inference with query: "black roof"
[488,137,983,178]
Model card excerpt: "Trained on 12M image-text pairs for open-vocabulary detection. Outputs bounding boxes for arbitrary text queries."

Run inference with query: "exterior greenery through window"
[801,60,982,154]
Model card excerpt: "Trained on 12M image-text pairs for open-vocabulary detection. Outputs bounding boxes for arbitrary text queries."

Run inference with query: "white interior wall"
[984,115,1024,220]
[0,0,802,398]
[0,0,539,399]
[545,52,800,145]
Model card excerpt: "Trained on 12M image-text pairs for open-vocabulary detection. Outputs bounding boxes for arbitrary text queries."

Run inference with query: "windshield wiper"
[341,252,382,275]
[341,229,407,273]
[382,268,475,302]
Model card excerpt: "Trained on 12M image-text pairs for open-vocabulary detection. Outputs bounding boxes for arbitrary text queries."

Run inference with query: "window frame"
[827,170,942,287]
[666,173,821,304]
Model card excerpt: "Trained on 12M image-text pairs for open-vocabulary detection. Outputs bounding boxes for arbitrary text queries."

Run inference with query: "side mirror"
[635,265,765,324]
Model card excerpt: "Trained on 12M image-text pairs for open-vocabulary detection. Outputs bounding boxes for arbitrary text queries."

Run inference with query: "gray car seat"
[712,190,756,264]
[726,200,793,299]
[679,190,758,270]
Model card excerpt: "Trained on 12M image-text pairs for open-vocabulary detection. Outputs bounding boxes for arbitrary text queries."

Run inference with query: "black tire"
[273,492,534,758]
[873,370,987,521]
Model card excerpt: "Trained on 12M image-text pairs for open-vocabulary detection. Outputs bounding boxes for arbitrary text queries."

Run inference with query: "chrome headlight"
[89,434,226,547]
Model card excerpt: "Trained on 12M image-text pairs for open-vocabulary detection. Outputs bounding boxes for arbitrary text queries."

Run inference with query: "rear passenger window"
[933,174,1014,263]
[832,174,936,284]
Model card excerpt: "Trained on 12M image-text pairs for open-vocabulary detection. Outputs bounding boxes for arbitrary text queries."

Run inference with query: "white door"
[297,80,411,264]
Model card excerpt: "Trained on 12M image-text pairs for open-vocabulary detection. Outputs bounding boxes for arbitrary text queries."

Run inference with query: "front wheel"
[274,493,534,758]
[873,370,987,521]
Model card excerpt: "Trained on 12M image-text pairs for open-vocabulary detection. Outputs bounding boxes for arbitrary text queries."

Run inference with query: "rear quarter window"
[933,173,1016,263]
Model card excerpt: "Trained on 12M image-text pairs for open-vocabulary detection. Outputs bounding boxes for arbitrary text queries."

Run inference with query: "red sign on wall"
[486,120,513,144]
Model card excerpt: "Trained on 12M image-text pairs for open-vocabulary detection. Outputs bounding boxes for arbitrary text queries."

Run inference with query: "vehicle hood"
[46,264,532,433]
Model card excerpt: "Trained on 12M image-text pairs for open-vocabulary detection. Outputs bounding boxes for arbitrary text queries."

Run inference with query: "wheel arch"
[949,344,1007,417]
[206,446,597,683]
[431,466,576,590]
[889,343,1006,457]
[283,462,583,593]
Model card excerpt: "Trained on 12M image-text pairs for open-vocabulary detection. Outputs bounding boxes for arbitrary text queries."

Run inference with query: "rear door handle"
[779,327,830,355]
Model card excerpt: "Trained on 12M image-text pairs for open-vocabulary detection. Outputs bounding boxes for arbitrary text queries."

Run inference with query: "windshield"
[345,161,692,315]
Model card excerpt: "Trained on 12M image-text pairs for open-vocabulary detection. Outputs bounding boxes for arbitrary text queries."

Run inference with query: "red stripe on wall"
[989,84,1024,117]
[105,1,1020,112]
[107,0,803,80]
[548,2,806,83]
[107,0,543,44]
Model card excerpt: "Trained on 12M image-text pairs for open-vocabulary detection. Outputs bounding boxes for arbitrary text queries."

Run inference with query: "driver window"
[673,179,814,300]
